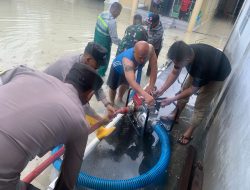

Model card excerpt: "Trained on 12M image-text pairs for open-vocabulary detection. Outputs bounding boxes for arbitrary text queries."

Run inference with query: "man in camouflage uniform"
[116,14,148,56]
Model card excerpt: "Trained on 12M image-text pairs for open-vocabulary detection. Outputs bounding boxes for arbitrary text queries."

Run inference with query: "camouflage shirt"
[116,24,148,55]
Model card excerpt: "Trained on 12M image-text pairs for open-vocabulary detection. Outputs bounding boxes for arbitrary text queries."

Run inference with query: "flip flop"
[177,135,193,145]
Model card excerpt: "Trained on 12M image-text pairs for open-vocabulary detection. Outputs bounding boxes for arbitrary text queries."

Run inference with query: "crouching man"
[0,64,107,190]
[107,41,158,106]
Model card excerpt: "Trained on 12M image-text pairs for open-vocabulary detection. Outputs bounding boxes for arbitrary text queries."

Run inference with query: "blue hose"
[52,123,171,190]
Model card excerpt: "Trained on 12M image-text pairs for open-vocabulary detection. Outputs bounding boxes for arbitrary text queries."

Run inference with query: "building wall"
[118,0,151,10]
[119,0,133,9]
[144,0,152,9]
[203,1,250,189]
[199,0,220,24]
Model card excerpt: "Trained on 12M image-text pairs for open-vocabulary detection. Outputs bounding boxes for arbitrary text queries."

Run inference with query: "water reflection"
[0,0,105,69]
[0,0,233,71]
[0,0,233,115]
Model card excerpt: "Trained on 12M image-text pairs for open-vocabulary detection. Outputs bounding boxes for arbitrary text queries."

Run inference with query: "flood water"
[0,0,233,71]
[0,0,114,70]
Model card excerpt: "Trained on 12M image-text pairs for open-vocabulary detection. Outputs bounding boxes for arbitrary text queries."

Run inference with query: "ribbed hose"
[52,123,170,190]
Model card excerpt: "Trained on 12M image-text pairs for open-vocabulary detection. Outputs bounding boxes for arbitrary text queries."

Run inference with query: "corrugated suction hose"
[52,123,171,190]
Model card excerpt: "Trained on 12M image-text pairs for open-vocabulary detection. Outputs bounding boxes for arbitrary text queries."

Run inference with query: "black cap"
[84,42,107,67]
[147,12,160,25]
[65,63,103,92]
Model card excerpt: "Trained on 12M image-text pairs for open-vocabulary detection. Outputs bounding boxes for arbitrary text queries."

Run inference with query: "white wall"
[203,1,250,190]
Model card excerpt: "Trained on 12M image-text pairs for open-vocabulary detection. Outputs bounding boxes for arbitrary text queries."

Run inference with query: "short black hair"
[151,14,159,24]
[167,41,193,62]
[133,14,142,25]
[65,63,103,92]
[110,2,122,11]
[84,42,107,67]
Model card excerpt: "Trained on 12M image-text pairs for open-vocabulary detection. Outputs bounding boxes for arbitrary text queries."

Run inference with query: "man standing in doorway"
[94,2,122,76]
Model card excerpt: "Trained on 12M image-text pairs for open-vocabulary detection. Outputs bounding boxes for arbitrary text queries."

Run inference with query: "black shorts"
[107,66,128,90]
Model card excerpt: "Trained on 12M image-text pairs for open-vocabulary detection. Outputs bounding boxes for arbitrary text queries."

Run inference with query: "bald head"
[134,41,150,64]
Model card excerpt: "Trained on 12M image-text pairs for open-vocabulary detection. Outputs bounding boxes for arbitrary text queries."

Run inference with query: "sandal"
[177,135,193,145]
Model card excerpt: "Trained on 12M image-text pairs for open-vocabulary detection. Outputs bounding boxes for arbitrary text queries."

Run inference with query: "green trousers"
[94,30,111,77]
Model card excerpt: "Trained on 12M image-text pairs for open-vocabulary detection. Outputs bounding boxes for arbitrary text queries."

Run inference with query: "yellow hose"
[85,115,115,140]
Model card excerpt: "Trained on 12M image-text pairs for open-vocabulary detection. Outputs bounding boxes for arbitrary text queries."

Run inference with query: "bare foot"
[177,127,195,145]
[177,135,193,145]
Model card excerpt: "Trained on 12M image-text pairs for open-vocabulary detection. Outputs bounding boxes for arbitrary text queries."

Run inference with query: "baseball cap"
[84,42,107,67]
[65,62,103,92]
[147,12,160,25]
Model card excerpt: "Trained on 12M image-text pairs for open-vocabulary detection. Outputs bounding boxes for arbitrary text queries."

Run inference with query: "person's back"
[94,2,122,76]
[188,43,231,84]
[112,48,141,75]
[116,14,148,56]
[148,21,163,52]
[146,13,163,76]
[147,13,164,54]
[44,53,80,81]
[0,67,88,189]
[116,24,148,55]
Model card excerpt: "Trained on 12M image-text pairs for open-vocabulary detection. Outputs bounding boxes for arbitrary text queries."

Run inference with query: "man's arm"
[54,130,87,190]
[123,58,154,105]
[164,77,205,103]
[147,45,158,91]
[161,85,199,106]
[108,20,121,45]
[175,86,199,100]
[156,66,182,97]
[83,103,102,121]
[123,58,146,96]
[94,88,116,116]
[94,88,107,102]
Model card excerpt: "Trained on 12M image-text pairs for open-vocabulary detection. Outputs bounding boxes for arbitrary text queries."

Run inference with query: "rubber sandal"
[177,135,193,145]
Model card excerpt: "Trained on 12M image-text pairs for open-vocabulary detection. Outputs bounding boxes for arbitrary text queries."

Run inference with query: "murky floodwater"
[0,0,233,72]
[0,0,119,70]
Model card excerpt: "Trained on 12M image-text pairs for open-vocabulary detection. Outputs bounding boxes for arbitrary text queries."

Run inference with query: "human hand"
[160,97,174,107]
[153,88,164,98]
[144,93,155,106]
[144,85,155,95]
[106,104,117,119]
[101,116,111,126]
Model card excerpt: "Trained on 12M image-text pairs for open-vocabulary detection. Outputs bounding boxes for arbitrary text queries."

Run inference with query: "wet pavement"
[0,0,234,189]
